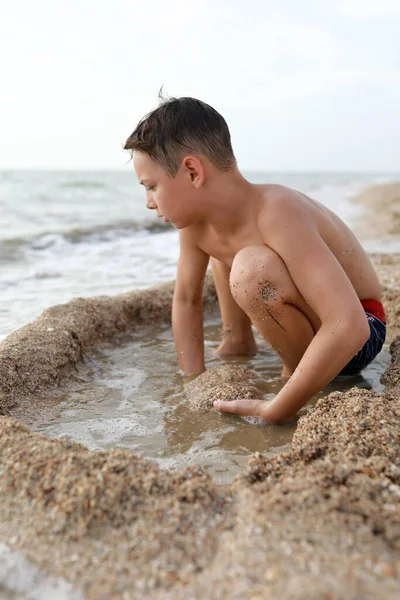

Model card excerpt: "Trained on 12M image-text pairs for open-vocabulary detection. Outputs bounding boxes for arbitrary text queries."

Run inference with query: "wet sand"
[0,187,400,598]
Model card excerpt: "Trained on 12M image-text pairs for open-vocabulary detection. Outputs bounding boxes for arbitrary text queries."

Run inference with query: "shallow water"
[35,317,391,485]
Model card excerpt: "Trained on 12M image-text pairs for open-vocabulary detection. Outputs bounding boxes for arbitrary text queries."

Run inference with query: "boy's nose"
[146,198,156,210]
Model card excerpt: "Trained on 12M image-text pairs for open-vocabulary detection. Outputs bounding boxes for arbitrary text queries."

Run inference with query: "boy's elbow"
[352,314,371,351]
[337,313,370,357]
[261,404,294,426]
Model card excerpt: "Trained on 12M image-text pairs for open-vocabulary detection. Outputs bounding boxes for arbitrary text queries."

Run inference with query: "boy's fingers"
[213,399,265,417]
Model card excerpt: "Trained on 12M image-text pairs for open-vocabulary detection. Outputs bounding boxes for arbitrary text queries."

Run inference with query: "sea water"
[34,318,391,485]
[1,168,399,341]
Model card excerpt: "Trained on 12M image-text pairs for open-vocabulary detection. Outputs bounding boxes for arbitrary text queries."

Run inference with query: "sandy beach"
[351,182,400,248]
[0,182,399,599]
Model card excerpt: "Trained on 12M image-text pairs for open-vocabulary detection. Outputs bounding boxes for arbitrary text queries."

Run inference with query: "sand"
[369,253,400,345]
[185,364,261,411]
[351,181,400,243]
[0,367,399,598]
[0,207,399,597]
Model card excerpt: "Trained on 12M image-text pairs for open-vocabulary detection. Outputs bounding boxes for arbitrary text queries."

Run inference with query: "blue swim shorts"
[338,312,386,377]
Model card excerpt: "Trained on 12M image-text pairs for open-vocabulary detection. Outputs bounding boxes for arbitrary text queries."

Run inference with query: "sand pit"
[0,278,218,416]
[0,255,399,599]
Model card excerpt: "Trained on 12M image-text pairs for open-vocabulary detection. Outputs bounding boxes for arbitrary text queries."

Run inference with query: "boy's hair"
[124,95,236,176]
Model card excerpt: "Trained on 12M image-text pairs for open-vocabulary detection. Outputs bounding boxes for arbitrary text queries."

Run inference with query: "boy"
[124,97,386,424]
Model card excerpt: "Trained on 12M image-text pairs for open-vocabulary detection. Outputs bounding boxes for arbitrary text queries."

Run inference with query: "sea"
[1,169,399,342]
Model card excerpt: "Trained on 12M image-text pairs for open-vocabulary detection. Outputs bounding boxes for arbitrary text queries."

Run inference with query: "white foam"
[106,368,147,411]
[0,542,84,600]
[155,426,237,474]
[49,417,151,450]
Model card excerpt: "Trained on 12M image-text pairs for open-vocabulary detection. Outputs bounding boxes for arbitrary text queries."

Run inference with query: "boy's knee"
[229,245,283,307]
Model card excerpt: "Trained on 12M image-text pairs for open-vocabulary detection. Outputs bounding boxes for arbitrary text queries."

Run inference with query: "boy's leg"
[211,257,257,357]
[229,245,320,375]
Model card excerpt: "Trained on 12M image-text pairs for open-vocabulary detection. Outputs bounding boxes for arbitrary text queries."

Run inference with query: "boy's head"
[125,96,237,228]
[124,96,236,177]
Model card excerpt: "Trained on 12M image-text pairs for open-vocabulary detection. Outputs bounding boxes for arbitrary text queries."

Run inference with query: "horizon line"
[0,167,399,175]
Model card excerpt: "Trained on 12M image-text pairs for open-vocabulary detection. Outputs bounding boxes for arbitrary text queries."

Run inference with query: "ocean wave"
[61,180,108,189]
[61,218,172,243]
[0,218,173,260]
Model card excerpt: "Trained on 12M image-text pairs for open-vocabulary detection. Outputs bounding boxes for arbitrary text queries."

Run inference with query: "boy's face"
[133,152,196,229]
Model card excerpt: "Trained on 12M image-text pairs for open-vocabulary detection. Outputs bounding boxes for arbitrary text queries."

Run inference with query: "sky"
[0,0,399,171]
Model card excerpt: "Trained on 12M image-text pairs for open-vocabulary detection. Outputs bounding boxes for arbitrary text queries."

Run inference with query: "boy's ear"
[182,156,204,189]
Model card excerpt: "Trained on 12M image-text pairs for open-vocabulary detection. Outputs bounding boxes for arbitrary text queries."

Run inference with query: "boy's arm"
[215,205,370,423]
[172,228,210,375]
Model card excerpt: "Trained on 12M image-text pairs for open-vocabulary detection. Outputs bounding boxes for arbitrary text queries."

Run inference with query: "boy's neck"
[202,168,261,233]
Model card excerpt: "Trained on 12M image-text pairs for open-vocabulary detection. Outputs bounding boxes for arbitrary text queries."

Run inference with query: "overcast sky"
[0,0,399,171]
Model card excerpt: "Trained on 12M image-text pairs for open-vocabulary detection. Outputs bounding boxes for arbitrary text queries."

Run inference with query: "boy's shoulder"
[258,184,311,231]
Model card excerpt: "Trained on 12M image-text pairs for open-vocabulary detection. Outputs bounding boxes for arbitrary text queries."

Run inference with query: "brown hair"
[124,95,236,176]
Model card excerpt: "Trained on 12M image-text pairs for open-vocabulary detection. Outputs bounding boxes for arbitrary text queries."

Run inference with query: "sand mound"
[0,418,226,540]
[185,364,261,411]
[291,387,400,463]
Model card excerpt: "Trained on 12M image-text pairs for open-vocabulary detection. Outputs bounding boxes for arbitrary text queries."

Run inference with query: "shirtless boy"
[124,97,386,424]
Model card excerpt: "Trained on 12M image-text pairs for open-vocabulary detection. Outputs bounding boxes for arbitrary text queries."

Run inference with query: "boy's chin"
[171,218,188,229]
[175,215,198,229]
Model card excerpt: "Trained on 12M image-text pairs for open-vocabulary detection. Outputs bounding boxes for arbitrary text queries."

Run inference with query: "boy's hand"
[213,398,272,421]
[213,394,299,424]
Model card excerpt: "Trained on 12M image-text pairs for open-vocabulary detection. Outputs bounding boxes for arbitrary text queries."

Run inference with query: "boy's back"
[183,184,381,304]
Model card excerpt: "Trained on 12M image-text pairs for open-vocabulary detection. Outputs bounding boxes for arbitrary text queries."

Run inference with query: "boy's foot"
[216,339,258,357]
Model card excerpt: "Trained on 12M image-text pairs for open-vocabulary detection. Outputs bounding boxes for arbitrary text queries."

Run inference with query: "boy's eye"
[146,185,156,192]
